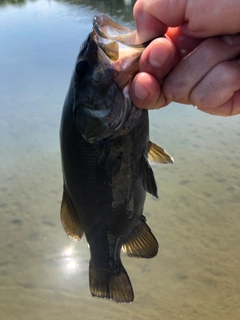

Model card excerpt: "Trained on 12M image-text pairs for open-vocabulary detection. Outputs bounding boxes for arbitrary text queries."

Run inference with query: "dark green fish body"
[60,14,173,303]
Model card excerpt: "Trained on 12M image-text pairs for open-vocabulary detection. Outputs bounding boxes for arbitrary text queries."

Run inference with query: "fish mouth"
[92,14,145,89]
[93,13,138,45]
[92,14,144,61]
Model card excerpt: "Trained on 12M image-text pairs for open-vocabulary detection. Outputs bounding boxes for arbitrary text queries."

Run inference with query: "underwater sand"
[0,1,240,319]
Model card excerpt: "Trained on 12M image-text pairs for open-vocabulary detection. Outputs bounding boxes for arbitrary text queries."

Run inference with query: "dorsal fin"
[60,187,84,241]
[122,216,158,258]
[141,154,158,198]
[148,141,174,164]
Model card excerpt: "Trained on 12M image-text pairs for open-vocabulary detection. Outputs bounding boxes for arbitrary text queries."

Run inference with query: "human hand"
[130,0,240,116]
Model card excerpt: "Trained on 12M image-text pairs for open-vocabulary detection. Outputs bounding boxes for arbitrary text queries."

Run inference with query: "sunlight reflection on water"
[62,244,80,272]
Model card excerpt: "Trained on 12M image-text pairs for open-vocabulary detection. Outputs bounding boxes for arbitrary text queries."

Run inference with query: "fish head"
[72,14,145,143]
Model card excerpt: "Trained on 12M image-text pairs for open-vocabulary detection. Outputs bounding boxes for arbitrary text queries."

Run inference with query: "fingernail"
[149,47,169,67]
[134,79,149,100]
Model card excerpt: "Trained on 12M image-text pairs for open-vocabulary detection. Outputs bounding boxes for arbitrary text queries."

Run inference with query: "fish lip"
[92,14,145,71]
[92,14,160,49]
[93,14,110,40]
[92,13,138,47]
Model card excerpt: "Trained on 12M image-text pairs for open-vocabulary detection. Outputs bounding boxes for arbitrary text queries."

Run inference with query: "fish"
[60,13,173,303]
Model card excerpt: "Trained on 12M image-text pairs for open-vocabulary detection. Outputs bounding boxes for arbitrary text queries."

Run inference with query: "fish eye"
[75,59,90,78]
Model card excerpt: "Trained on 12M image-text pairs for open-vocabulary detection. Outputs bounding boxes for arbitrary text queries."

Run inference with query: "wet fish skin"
[60,14,173,303]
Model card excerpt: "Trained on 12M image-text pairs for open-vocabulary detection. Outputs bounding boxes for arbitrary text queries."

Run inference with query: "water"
[0,0,240,319]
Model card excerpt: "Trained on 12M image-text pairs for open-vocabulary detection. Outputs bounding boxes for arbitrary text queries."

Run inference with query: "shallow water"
[1,0,240,319]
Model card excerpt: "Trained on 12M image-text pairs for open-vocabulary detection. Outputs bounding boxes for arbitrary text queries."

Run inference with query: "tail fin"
[89,261,134,303]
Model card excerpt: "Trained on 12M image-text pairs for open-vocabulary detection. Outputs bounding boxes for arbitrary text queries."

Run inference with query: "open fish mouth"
[92,14,144,63]
[93,13,137,45]
[91,14,146,90]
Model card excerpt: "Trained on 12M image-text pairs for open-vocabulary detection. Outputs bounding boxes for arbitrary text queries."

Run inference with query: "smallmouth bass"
[60,14,173,303]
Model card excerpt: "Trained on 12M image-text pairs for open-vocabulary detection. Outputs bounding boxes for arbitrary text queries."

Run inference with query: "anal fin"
[122,216,158,258]
[89,261,134,303]
[60,186,84,241]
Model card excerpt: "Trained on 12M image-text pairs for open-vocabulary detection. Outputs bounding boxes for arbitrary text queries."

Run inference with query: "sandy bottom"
[1,102,240,320]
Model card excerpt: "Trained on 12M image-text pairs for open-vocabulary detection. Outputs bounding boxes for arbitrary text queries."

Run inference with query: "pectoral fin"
[60,187,84,241]
[148,141,174,164]
[122,216,158,258]
[141,154,158,198]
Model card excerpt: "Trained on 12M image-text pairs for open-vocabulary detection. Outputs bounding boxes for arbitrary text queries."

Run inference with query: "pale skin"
[130,0,240,116]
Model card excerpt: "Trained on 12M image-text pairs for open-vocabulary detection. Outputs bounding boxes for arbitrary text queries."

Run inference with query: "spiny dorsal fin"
[141,154,158,198]
[122,216,158,258]
[60,187,84,241]
[89,261,134,303]
[148,141,174,164]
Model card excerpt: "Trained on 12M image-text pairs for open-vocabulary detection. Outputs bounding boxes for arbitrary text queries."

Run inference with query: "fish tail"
[89,260,134,303]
